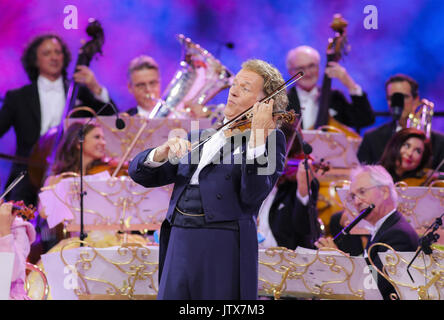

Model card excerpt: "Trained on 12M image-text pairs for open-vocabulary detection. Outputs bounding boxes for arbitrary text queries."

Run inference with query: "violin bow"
[171,71,305,163]
[0,171,26,202]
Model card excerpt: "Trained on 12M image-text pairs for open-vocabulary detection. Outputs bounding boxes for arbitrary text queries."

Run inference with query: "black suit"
[287,87,375,130]
[0,81,115,205]
[268,178,321,250]
[365,211,419,300]
[357,121,444,168]
[124,106,138,116]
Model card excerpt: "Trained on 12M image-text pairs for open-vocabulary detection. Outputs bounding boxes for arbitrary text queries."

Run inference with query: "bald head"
[286,46,320,91]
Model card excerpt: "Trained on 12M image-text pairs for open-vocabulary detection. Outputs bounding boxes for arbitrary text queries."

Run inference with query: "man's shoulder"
[4,83,34,98]
[362,121,393,138]
[431,129,444,140]
[124,107,138,115]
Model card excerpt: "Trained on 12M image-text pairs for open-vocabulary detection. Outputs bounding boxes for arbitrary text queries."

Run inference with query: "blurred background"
[1,0,443,191]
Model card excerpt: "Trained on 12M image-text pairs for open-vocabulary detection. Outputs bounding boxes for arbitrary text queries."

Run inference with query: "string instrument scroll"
[314,13,360,139]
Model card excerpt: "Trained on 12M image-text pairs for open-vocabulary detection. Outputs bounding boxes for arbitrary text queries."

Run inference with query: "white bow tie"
[39,78,64,92]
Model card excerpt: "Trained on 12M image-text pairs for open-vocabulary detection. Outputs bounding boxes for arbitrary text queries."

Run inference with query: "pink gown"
[0,217,36,300]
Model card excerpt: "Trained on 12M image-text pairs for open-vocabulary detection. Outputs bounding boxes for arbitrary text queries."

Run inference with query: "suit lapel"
[367,211,401,250]
[27,83,41,132]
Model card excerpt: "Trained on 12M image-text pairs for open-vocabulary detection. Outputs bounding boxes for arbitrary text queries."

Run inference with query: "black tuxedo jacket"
[365,211,419,300]
[0,81,115,204]
[124,107,138,116]
[268,178,321,250]
[287,86,375,130]
[357,121,444,168]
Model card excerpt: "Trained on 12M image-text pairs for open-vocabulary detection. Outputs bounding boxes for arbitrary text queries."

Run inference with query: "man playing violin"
[286,45,375,131]
[129,59,288,299]
[0,33,115,206]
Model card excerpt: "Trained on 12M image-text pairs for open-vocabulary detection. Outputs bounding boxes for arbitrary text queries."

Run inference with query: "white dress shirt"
[37,76,66,136]
[363,209,396,258]
[37,75,110,136]
[296,84,363,129]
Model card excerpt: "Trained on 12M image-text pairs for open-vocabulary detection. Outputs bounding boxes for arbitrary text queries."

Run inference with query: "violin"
[279,157,331,184]
[172,71,304,162]
[8,200,36,221]
[224,109,297,137]
[87,159,129,177]
[398,159,444,187]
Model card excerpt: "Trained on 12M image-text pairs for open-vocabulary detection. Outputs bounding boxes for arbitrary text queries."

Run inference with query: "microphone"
[333,204,375,245]
[390,93,404,122]
[107,102,126,129]
[88,102,125,129]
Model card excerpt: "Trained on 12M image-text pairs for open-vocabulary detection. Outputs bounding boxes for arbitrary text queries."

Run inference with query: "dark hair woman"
[379,128,432,184]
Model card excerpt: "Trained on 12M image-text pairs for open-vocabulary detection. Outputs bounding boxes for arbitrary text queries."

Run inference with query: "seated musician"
[358,74,444,168]
[257,122,323,249]
[329,128,433,256]
[315,165,419,300]
[285,45,375,131]
[0,202,36,300]
[0,33,115,207]
[33,122,137,259]
[124,55,162,118]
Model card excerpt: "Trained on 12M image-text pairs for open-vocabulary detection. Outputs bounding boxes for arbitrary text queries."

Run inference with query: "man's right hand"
[153,137,191,162]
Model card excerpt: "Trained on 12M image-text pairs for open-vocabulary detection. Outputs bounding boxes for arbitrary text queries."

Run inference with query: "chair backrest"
[25,262,49,300]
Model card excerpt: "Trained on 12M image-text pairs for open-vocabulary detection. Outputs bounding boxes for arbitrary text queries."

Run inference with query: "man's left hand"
[325,61,358,92]
[249,99,276,148]
[73,65,103,96]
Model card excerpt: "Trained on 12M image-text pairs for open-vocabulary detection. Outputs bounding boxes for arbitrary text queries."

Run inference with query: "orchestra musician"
[0,202,36,300]
[285,45,375,131]
[124,55,162,118]
[315,165,419,300]
[329,128,433,256]
[257,122,322,250]
[358,74,444,169]
[32,122,128,261]
[129,59,288,299]
[0,33,115,207]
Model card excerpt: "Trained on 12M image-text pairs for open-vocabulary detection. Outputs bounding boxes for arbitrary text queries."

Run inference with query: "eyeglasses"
[133,80,160,91]
[387,93,413,101]
[289,63,318,74]
[346,185,382,203]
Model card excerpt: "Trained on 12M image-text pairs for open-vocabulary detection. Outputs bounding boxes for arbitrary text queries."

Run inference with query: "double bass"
[314,13,361,139]
[313,14,362,234]
[28,19,105,189]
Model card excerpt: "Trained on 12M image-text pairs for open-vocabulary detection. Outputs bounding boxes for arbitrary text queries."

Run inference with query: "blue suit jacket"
[129,128,286,299]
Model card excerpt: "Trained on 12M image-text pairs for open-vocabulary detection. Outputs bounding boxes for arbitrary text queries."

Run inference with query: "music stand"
[302,129,361,168]
[65,114,213,161]
[41,241,159,300]
[38,172,173,233]
[367,243,444,300]
[258,246,382,300]
[394,185,444,237]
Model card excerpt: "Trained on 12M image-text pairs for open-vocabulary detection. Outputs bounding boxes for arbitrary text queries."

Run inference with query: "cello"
[28,19,105,189]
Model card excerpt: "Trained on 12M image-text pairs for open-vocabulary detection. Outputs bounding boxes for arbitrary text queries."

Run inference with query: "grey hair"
[285,45,321,70]
[241,59,289,112]
[351,165,398,203]
[127,55,159,81]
